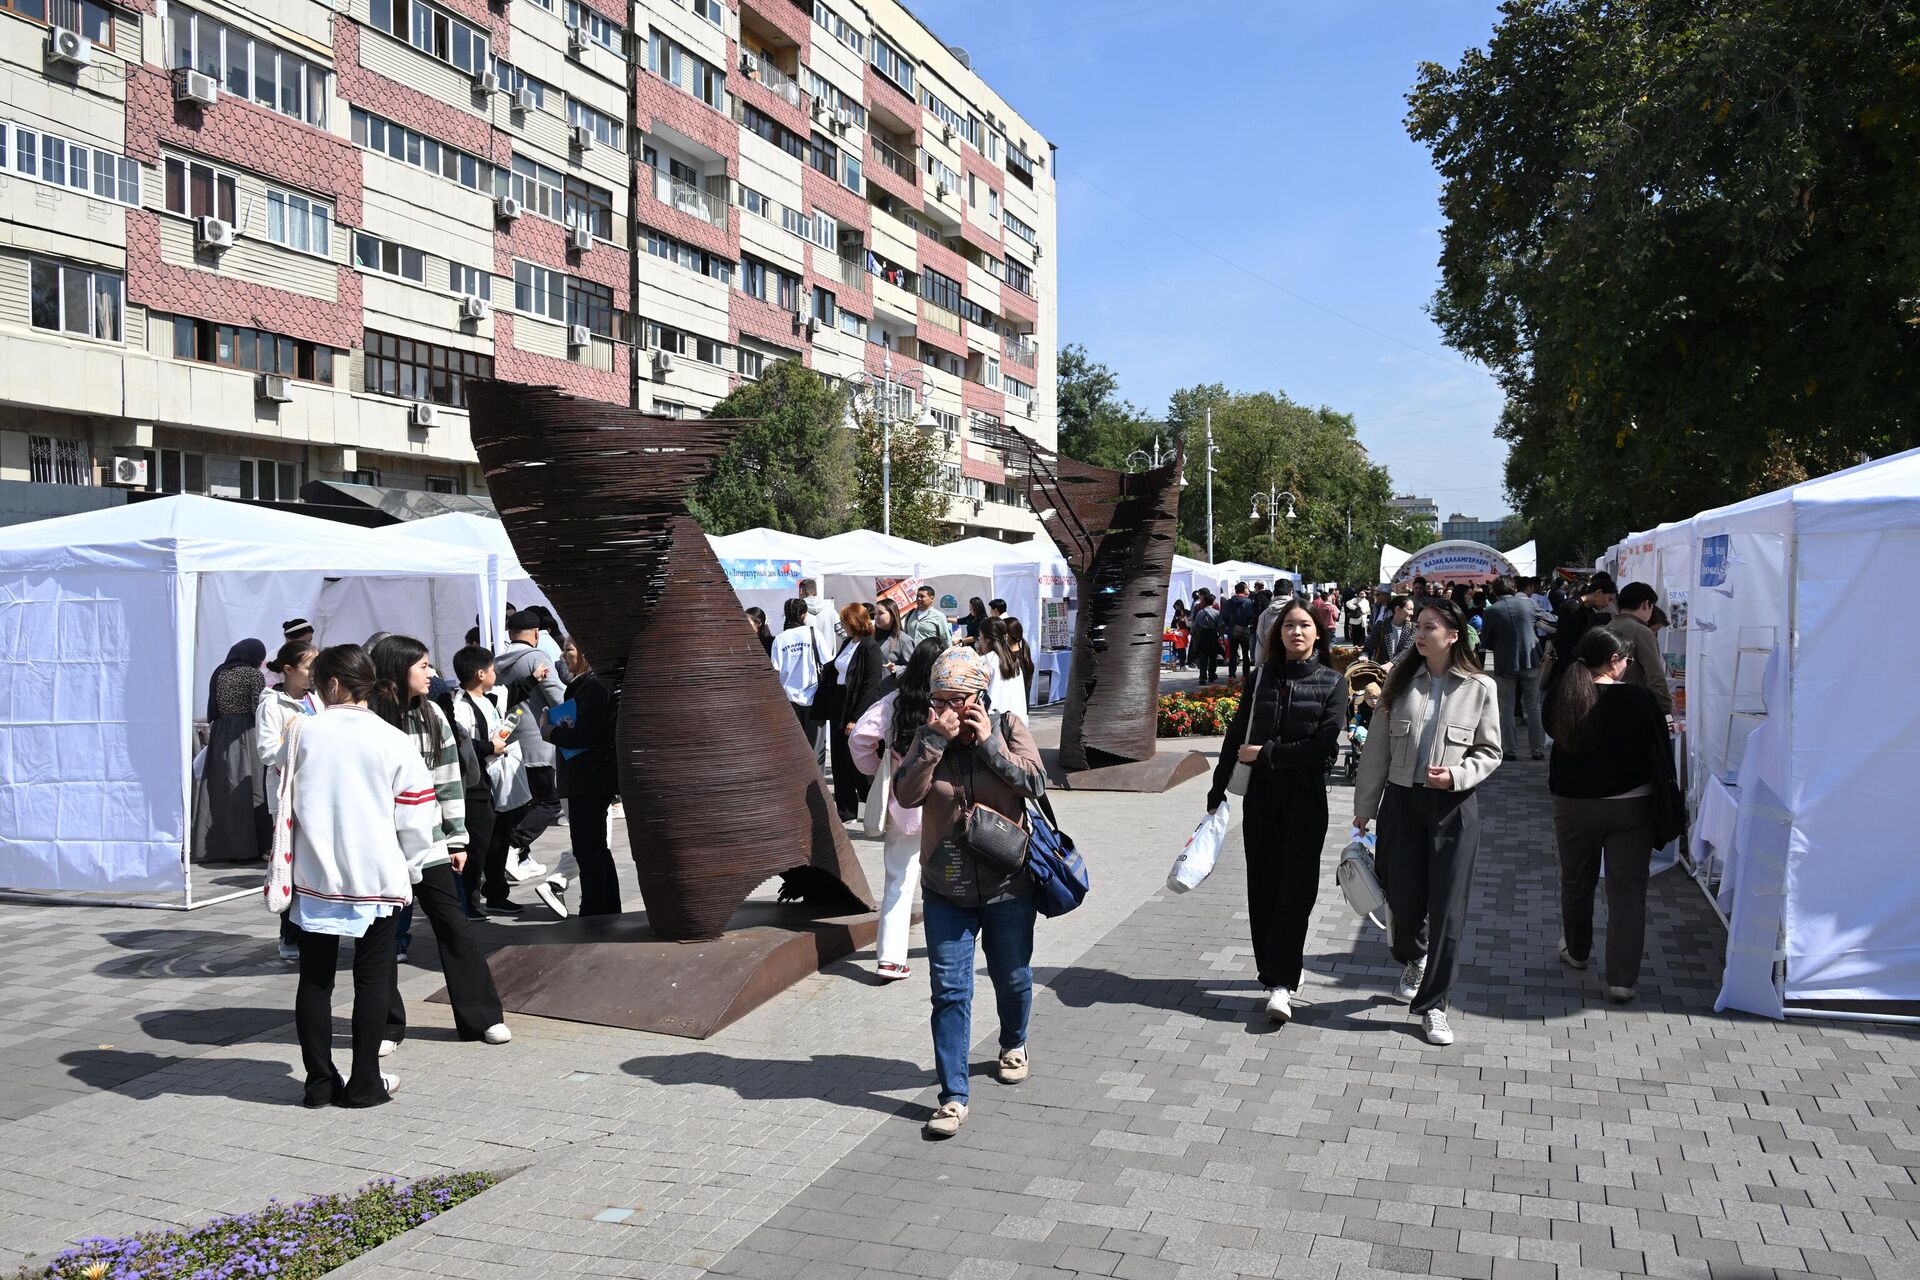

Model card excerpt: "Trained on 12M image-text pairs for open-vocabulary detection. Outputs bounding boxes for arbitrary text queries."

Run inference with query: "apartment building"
[0,0,1057,536]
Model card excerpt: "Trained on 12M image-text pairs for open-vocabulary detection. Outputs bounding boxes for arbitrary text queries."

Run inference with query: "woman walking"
[1190,591,1223,684]
[976,617,1029,720]
[1547,628,1675,1003]
[829,603,885,821]
[893,647,1048,1138]
[849,636,947,980]
[193,639,270,864]
[872,599,915,687]
[1005,618,1037,697]
[1206,600,1346,1023]
[259,639,317,962]
[1352,598,1502,1046]
[368,636,509,1051]
[545,637,621,917]
[284,645,436,1107]
[772,598,825,738]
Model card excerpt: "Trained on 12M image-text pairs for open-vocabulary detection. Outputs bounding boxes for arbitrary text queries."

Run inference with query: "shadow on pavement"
[59,1048,299,1107]
[621,1051,931,1119]
[134,1006,292,1046]
[97,929,292,980]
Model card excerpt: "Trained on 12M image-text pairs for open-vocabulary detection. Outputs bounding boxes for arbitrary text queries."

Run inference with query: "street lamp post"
[1249,485,1298,541]
[846,350,937,536]
[1204,408,1219,564]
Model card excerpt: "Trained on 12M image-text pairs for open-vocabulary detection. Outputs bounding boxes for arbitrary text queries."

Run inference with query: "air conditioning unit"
[175,68,219,107]
[570,123,594,152]
[474,68,500,95]
[196,216,236,251]
[567,25,588,56]
[652,349,674,373]
[935,181,950,201]
[1033,243,1043,259]
[47,26,91,67]
[257,374,294,403]
[942,124,955,144]
[569,324,591,348]
[411,402,439,428]
[111,455,148,487]
[569,224,593,252]
[835,106,854,130]
[739,51,754,73]
[459,293,491,320]
[512,85,536,114]
[804,315,820,338]
[496,194,523,221]
[810,98,827,122]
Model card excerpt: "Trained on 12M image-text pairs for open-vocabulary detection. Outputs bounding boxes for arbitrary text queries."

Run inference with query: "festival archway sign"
[1391,540,1519,586]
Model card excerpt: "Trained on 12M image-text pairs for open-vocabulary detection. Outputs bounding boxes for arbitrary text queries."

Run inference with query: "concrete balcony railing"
[920,302,962,334]
[739,50,807,112]
[871,138,916,182]
[653,169,726,229]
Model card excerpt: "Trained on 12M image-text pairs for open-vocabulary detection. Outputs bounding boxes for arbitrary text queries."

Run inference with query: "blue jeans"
[923,889,1037,1106]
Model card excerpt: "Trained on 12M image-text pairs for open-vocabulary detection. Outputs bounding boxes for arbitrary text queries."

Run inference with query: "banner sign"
[1041,599,1072,651]
[1699,535,1730,587]
[719,558,804,591]
[1391,541,1518,585]
[874,576,923,608]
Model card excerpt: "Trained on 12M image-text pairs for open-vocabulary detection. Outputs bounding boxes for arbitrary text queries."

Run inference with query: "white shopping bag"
[1168,799,1230,893]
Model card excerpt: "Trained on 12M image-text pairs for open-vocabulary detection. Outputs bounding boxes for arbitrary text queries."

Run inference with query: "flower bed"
[1158,680,1243,737]
[22,1172,499,1280]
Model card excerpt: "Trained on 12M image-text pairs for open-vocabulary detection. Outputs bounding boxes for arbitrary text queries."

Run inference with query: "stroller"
[1342,659,1387,782]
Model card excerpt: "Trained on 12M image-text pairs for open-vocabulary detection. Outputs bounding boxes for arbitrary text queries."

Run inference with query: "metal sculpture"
[464,383,874,941]
[972,419,1192,781]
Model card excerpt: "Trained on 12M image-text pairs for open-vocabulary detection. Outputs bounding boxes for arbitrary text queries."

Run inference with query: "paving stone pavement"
[5,682,1920,1280]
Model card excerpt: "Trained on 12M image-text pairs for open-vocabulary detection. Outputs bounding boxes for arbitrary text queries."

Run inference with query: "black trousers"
[1378,782,1481,1015]
[1192,631,1220,684]
[1240,772,1328,990]
[459,786,495,915]
[1551,794,1656,988]
[294,911,397,1108]
[1226,628,1250,679]
[385,863,504,1042]
[568,789,621,916]
[830,718,872,817]
[485,791,530,905]
[510,766,561,849]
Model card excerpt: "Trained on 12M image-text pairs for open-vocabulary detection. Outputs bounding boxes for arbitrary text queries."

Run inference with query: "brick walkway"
[4,693,1919,1279]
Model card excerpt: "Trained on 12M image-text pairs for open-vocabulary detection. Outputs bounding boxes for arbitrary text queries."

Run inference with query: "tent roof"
[1693,447,1920,536]
[810,528,928,574]
[395,512,532,581]
[707,527,821,561]
[920,537,1067,575]
[1212,559,1285,583]
[0,494,492,577]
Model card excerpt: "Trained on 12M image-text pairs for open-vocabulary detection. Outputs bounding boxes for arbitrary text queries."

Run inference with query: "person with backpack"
[1221,583,1258,680]
[1190,590,1224,684]
[444,645,557,918]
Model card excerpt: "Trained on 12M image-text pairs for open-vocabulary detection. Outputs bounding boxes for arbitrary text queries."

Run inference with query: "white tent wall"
[193,572,321,711]
[318,576,489,672]
[0,567,192,894]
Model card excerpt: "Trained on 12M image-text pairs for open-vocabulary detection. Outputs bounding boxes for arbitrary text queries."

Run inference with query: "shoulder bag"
[956,742,1030,875]
[1027,791,1089,917]
[1336,829,1388,931]
[263,715,303,914]
[1648,713,1686,847]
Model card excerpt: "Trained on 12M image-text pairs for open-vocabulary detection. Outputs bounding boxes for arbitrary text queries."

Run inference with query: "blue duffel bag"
[1025,793,1088,918]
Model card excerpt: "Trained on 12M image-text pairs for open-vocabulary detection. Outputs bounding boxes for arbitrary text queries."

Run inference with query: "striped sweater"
[288,704,438,905]
[404,699,468,866]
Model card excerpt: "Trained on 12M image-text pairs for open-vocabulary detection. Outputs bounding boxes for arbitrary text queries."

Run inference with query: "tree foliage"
[1167,384,1397,584]
[850,406,953,546]
[1409,0,1920,564]
[688,359,854,538]
[1056,342,1158,470]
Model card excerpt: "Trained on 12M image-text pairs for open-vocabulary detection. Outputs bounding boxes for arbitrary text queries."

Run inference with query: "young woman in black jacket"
[830,603,886,821]
[1207,599,1347,1024]
[545,638,621,917]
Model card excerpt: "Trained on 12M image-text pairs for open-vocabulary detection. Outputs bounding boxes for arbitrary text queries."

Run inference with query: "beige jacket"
[1353,666,1503,820]
[1608,613,1672,716]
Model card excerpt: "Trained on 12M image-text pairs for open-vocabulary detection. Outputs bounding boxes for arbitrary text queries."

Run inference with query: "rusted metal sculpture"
[972,419,1200,788]
[464,383,874,940]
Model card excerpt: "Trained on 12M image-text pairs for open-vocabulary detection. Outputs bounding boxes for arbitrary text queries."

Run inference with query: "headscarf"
[930,645,992,697]
[207,638,267,719]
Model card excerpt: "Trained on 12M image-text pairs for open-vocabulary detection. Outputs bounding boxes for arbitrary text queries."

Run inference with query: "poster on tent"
[1040,598,1071,650]
[719,558,804,592]
[874,576,923,609]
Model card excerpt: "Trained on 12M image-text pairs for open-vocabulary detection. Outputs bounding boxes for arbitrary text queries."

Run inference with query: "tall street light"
[1249,485,1298,541]
[844,349,938,536]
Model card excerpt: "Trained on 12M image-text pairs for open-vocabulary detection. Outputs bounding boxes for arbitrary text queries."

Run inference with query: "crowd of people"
[1192,568,1680,1047]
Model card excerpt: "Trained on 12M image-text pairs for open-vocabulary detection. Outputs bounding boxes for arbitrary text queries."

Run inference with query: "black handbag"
[1648,715,1686,847]
[955,730,1031,874]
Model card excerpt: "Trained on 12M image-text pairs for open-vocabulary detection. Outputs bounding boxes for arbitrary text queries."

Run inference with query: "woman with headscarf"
[893,646,1049,1139]
[849,636,947,981]
[192,638,270,863]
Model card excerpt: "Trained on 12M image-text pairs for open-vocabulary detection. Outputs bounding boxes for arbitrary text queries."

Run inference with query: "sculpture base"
[432,901,882,1039]
[1049,749,1211,793]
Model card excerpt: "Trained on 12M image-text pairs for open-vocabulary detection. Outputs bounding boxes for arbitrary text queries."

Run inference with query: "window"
[425,475,463,495]
[920,88,978,148]
[837,310,865,338]
[368,0,489,75]
[1004,375,1033,402]
[925,154,961,195]
[1007,146,1035,186]
[738,184,774,220]
[870,36,913,95]
[806,130,838,182]
[36,0,116,46]
[651,398,690,419]
[737,256,800,309]
[987,187,1000,218]
[266,188,332,256]
[648,33,725,110]
[564,1,622,54]
[0,122,139,206]
[172,315,334,381]
[689,0,721,25]
[355,233,426,283]
[1005,256,1033,297]
[986,131,1002,163]
[29,259,121,341]
[918,267,962,314]
[740,103,805,160]
[780,204,808,239]
[812,287,836,325]
[811,1,863,55]
[163,156,238,224]
[498,155,613,238]
[567,99,622,150]
[801,207,838,251]
[489,57,546,109]
[739,349,764,380]
[567,277,613,337]
[1004,210,1038,247]
[350,109,491,192]
[342,467,382,486]
[364,330,493,406]
[513,261,566,322]
[804,70,867,129]
[448,262,491,300]
[167,6,330,127]
[28,436,92,486]
[644,228,733,283]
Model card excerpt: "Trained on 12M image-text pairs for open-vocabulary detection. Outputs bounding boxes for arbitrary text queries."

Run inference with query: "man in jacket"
[1221,583,1257,679]
[1608,581,1673,716]
[1369,595,1415,666]
[489,610,569,906]
[1545,573,1616,698]
[1481,579,1546,761]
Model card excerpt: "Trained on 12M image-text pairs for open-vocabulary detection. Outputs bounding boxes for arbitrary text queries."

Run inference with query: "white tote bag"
[488,743,532,811]
[1168,799,1230,893]
[263,716,303,914]
[862,750,892,838]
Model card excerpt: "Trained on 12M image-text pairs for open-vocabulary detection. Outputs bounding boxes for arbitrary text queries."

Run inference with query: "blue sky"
[908,0,1513,520]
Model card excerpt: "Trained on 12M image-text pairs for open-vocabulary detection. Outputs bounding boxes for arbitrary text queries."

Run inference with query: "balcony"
[652,169,726,230]
[1004,335,1038,368]
[828,254,867,293]
[921,302,962,335]
[872,138,916,182]
[739,50,807,113]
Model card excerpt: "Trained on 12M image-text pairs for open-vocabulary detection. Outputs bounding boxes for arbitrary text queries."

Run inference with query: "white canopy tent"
[917,537,1074,704]
[1379,542,1412,584]
[0,497,492,907]
[707,527,819,622]
[393,512,557,648]
[1211,559,1302,594]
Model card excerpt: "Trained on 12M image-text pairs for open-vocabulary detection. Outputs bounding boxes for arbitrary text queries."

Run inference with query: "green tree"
[1056,342,1157,469]
[1408,0,1920,565]
[1167,384,1397,584]
[850,403,953,546]
[688,359,854,537]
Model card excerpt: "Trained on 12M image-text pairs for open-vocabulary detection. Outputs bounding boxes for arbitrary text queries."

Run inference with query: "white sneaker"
[395,949,409,965]
[1422,1009,1455,1046]
[482,1023,512,1045]
[1396,958,1428,1001]
[505,853,546,883]
[277,941,300,963]
[381,1072,400,1096]
[378,1039,398,1058]
[1265,986,1293,1024]
[1559,939,1589,970]
[535,876,569,919]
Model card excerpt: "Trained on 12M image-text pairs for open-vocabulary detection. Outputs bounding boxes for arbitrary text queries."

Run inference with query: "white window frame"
[369,0,489,76]
[29,258,123,343]
[564,1,623,54]
[167,6,331,128]
[354,232,426,284]
[869,36,913,95]
[266,187,333,258]
[350,109,492,193]
[0,121,141,208]
[811,1,863,55]
[689,0,722,26]
[566,98,623,150]
[448,262,492,301]
[513,259,566,323]
[1004,209,1038,247]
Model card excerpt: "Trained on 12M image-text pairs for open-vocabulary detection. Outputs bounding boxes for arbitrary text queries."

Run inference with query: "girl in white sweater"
[286,645,436,1108]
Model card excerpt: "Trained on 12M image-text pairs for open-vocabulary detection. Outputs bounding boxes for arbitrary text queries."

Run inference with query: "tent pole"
[1783,1007,1920,1028]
